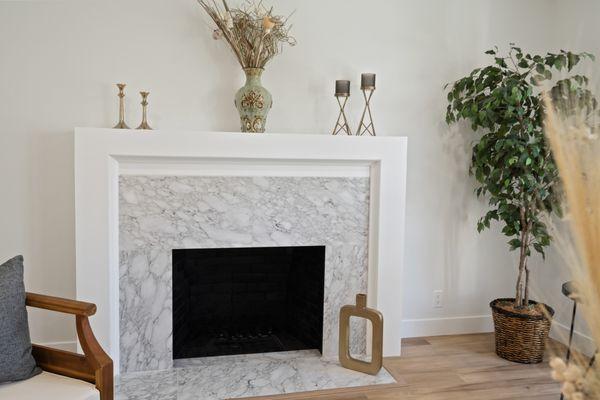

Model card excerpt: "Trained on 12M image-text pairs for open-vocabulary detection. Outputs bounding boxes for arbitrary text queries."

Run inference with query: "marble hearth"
[116,350,395,400]
[119,175,370,373]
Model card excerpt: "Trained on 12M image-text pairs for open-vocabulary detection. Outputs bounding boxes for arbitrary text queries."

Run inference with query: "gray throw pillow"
[0,255,41,383]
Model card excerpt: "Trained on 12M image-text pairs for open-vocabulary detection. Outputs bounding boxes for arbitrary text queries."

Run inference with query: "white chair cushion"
[0,371,100,400]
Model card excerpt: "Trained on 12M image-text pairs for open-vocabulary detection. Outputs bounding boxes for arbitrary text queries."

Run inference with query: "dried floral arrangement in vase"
[198,0,296,133]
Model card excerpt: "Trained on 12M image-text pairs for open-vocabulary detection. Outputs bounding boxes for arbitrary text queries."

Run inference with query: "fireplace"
[172,246,326,359]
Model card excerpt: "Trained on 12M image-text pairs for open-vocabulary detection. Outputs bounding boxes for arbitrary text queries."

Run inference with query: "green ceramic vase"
[234,68,272,133]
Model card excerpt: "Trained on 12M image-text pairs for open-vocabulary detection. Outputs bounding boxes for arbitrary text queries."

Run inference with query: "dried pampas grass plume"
[543,87,600,399]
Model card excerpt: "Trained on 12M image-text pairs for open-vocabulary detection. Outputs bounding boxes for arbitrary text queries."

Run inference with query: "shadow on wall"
[27,130,76,344]
[439,120,479,302]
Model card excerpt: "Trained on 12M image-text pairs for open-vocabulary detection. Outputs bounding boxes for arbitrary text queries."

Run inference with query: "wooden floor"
[244,333,564,400]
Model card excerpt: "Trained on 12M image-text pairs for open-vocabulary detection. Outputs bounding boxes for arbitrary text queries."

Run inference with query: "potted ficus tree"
[445,45,595,363]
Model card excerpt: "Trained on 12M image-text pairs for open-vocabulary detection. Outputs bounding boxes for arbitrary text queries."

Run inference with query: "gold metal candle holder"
[113,83,130,129]
[357,87,376,136]
[332,94,352,135]
[136,91,152,130]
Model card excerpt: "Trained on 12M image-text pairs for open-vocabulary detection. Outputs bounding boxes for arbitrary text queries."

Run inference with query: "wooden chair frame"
[26,292,113,400]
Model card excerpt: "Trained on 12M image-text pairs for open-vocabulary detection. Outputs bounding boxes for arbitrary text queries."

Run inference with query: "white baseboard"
[401,315,494,338]
[401,315,596,357]
[551,321,596,357]
[36,340,78,352]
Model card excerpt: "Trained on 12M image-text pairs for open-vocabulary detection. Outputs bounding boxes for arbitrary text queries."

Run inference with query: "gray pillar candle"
[335,80,351,97]
[361,73,376,90]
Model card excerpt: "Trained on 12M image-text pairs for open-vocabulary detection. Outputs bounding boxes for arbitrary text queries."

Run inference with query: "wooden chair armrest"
[31,344,95,383]
[27,293,113,400]
[26,292,97,316]
[76,314,113,400]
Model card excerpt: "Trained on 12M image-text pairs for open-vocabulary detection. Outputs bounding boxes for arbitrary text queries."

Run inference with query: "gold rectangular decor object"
[339,294,383,375]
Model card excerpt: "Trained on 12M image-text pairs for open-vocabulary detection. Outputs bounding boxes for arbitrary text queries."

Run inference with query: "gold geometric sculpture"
[339,293,384,375]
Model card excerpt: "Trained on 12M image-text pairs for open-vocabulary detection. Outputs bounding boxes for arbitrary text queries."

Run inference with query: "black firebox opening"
[173,246,326,359]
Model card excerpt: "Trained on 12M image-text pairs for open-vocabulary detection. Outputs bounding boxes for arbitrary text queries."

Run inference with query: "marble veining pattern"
[119,176,370,373]
[117,351,395,400]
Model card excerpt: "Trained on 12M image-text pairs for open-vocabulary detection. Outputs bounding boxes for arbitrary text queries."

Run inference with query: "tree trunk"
[515,248,525,307]
[515,207,529,308]
[522,214,533,308]
[524,264,530,307]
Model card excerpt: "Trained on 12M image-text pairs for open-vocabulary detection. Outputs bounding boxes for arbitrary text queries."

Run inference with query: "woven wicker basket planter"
[490,298,555,364]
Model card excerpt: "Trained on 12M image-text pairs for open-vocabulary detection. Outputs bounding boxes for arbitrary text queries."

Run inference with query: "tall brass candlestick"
[113,83,130,129]
[136,91,152,130]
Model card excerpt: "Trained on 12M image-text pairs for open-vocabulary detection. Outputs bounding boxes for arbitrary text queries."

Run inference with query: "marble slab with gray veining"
[116,350,396,400]
[119,176,371,373]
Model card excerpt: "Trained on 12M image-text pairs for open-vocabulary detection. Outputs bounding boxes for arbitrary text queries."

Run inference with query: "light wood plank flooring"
[242,333,564,400]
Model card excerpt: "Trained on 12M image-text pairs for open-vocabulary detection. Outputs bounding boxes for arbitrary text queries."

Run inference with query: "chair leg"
[566,301,577,363]
[560,301,578,400]
[587,352,596,371]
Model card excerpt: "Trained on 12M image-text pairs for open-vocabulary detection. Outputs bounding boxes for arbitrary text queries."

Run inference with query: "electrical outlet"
[433,290,443,308]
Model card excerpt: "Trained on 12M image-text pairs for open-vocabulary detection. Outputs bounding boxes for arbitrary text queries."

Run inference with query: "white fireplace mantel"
[74,128,407,375]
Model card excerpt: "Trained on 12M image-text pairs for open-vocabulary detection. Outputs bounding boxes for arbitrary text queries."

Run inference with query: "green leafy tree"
[445,45,595,309]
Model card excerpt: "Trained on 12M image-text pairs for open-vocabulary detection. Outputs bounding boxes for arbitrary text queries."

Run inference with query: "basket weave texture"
[490,298,555,364]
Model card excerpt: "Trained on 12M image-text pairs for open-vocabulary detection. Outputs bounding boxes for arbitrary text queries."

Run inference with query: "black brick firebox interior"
[172,246,326,359]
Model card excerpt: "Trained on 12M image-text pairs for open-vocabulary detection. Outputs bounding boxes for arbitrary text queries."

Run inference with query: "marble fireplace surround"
[119,175,370,373]
[75,128,407,376]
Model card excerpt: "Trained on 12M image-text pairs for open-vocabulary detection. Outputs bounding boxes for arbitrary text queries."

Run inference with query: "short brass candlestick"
[113,83,130,129]
[332,94,352,135]
[136,91,152,130]
[357,86,376,136]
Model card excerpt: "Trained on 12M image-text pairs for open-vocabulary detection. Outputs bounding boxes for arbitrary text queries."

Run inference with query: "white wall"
[3,0,589,348]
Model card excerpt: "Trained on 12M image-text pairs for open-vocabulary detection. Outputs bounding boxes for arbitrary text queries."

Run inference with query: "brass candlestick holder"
[332,94,352,135]
[332,79,353,136]
[113,83,130,129]
[357,73,376,136]
[136,91,152,130]
[357,89,376,136]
